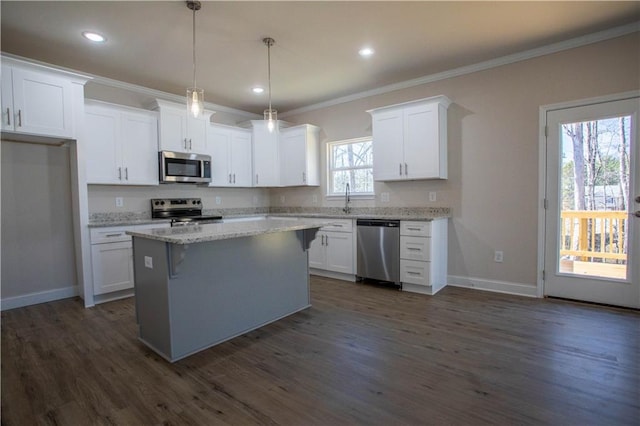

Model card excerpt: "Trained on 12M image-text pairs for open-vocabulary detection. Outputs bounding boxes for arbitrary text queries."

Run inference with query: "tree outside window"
[328,137,373,196]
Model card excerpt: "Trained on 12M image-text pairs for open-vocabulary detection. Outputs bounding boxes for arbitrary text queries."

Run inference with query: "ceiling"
[1,1,639,115]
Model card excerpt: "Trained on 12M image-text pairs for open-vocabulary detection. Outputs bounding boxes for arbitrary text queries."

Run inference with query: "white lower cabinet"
[400,219,448,295]
[308,219,355,278]
[90,223,169,297]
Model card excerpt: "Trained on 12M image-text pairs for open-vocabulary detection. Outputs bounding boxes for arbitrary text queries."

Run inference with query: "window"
[327,137,373,196]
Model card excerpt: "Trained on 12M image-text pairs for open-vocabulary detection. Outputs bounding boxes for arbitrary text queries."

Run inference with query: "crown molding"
[280,21,640,118]
[0,52,261,119]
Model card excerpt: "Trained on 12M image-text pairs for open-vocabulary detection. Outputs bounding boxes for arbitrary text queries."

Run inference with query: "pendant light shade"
[263,37,277,132]
[187,1,204,118]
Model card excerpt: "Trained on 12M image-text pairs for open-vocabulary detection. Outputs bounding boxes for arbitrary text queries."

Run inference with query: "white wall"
[275,33,640,293]
[1,141,77,302]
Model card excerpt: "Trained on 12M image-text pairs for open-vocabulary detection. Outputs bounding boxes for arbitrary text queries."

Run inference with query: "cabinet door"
[325,231,354,274]
[158,106,187,152]
[371,109,404,181]
[280,127,306,186]
[308,232,326,269]
[91,241,134,295]
[121,111,158,185]
[186,114,208,152]
[252,121,280,186]
[230,129,253,187]
[208,125,232,186]
[1,66,14,131]
[403,102,440,179]
[10,67,73,138]
[85,105,121,184]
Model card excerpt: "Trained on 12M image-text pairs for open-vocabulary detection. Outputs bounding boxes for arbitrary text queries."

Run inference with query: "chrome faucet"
[343,183,351,214]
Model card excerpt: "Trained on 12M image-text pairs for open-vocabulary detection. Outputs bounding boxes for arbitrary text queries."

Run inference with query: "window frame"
[326,136,375,198]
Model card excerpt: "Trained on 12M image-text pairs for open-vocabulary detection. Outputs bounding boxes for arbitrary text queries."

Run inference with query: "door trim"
[537,90,640,299]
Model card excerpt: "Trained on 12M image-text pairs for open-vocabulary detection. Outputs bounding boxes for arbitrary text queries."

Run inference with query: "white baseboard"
[310,269,356,282]
[1,286,79,311]
[447,275,538,298]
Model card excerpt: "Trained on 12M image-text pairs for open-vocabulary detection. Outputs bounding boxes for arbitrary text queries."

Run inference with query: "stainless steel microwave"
[159,151,211,184]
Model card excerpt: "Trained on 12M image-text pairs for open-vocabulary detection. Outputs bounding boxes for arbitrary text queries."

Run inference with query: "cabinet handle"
[407,247,421,251]
[118,167,122,180]
[302,172,306,183]
[333,224,343,227]
[233,174,236,184]
[228,173,232,184]
[6,108,10,126]
[405,163,408,175]
[407,227,421,231]
[184,138,188,149]
[325,235,329,246]
[105,233,124,238]
[189,139,192,150]
[399,163,403,176]
[125,168,129,180]
[17,110,22,127]
[407,271,421,276]
[256,174,259,185]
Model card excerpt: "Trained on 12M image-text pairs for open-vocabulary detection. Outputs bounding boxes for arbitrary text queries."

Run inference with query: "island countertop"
[126,218,334,245]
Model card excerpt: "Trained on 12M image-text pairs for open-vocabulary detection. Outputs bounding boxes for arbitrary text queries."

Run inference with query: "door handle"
[17,110,22,127]
[6,108,10,126]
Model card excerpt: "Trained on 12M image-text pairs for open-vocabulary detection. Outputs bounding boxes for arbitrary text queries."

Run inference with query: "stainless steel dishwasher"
[356,219,400,286]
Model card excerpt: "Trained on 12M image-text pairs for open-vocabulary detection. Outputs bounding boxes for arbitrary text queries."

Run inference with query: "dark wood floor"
[2,277,639,425]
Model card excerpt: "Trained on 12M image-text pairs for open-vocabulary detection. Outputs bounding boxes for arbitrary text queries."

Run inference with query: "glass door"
[544,96,639,308]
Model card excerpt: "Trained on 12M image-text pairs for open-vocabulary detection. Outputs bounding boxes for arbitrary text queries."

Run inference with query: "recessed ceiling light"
[252,87,265,94]
[359,47,375,57]
[82,31,106,43]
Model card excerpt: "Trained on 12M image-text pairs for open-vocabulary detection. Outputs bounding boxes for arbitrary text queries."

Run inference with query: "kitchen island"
[127,218,331,362]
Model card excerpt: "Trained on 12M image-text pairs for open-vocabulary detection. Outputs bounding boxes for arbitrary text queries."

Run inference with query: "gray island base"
[128,219,330,362]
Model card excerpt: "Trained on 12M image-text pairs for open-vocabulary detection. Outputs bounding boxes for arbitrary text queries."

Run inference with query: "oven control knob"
[192,200,197,205]
[154,201,159,206]
[160,201,165,205]
[197,200,201,204]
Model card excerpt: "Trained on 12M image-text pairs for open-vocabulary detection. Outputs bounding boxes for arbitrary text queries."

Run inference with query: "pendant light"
[186,1,204,118]
[263,37,277,132]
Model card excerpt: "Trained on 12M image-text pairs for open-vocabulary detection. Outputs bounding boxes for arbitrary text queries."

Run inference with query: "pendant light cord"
[192,5,197,88]
[267,41,272,112]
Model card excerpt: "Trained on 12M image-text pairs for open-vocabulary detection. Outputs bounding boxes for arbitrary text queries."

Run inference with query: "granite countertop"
[126,218,334,245]
[89,207,451,228]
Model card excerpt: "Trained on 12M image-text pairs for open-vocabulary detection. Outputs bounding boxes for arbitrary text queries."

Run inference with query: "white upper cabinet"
[279,124,320,186]
[85,101,159,185]
[1,62,79,139]
[368,95,451,181]
[252,120,280,187]
[208,124,252,187]
[152,99,213,153]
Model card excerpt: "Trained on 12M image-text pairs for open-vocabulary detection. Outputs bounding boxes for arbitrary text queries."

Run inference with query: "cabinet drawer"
[90,227,132,244]
[401,260,431,286]
[322,219,353,233]
[400,236,431,261]
[400,221,431,237]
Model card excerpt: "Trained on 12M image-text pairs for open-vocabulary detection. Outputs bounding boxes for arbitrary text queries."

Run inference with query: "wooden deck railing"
[560,210,628,262]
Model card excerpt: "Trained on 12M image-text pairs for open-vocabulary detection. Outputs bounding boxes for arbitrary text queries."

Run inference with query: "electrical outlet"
[215,196,222,205]
[494,251,504,263]
[115,197,124,208]
[429,192,437,202]
[381,192,390,202]
[144,256,153,269]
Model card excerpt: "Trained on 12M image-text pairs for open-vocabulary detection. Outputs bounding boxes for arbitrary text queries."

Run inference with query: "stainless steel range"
[151,198,222,226]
